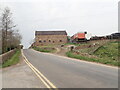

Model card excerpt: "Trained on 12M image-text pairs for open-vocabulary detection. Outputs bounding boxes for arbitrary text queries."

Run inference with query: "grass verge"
[2,50,21,68]
[33,46,56,53]
[66,51,119,66]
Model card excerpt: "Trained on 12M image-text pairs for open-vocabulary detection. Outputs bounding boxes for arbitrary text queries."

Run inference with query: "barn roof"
[35,31,67,35]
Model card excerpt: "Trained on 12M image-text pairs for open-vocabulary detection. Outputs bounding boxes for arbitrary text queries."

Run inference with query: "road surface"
[23,49,118,88]
[2,55,46,88]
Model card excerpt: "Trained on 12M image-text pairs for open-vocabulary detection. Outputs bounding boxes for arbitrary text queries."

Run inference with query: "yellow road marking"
[24,59,51,88]
[21,50,58,90]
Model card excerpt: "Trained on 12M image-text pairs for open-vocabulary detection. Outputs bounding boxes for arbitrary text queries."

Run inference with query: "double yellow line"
[21,50,58,90]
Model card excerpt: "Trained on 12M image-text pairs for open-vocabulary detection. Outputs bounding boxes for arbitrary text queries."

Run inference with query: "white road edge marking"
[21,50,58,89]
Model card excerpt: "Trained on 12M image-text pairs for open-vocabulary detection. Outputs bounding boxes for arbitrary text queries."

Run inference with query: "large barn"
[35,31,68,46]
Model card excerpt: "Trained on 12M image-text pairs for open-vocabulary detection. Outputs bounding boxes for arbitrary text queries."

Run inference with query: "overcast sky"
[0,0,119,48]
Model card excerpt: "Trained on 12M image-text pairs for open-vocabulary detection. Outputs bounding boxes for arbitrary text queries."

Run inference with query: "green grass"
[38,45,55,48]
[64,42,95,46]
[94,41,119,62]
[33,46,56,53]
[77,41,109,55]
[64,43,82,46]
[66,40,120,66]
[2,50,21,68]
[79,46,99,54]
[66,51,119,66]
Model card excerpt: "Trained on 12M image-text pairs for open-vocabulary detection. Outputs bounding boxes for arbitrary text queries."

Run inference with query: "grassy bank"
[2,50,21,68]
[66,40,119,66]
[64,43,81,46]
[33,46,56,53]
[66,51,119,66]
[94,41,119,61]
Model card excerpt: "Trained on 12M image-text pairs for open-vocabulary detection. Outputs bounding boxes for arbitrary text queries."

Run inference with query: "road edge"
[31,49,118,69]
[21,49,58,89]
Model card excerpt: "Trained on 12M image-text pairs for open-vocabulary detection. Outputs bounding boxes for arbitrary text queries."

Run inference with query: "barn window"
[53,41,55,43]
[49,40,51,42]
[39,40,42,43]
[60,40,62,42]
[44,40,46,42]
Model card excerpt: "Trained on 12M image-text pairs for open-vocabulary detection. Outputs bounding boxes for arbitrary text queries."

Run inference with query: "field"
[32,40,119,66]
[66,40,119,66]
[94,41,119,62]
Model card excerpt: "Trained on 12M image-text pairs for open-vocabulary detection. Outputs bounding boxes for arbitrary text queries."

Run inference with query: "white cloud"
[0,0,118,48]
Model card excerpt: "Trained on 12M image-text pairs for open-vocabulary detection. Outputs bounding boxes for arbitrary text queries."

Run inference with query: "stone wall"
[35,35,68,46]
[0,49,16,64]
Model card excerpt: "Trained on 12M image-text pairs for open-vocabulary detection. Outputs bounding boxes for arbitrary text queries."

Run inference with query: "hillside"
[66,40,119,66]
[94,41,119,63]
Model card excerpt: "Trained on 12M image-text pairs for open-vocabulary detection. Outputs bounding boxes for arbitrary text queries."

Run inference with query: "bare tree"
[0,7,2,54]
[0,7,21,54]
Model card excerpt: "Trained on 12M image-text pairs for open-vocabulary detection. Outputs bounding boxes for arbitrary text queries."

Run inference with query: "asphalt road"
[23,49,118,88]
[2,55,46,88]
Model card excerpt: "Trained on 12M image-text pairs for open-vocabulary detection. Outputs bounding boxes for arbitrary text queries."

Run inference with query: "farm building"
[111,33,120,39]
[90,33,120,40]
[71,32,87,43]
[34,31,68,46]
[90,36,106,40]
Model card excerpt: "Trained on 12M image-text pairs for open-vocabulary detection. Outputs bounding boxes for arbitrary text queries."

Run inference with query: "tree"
[0,7,2,54]
[0,7,22,54]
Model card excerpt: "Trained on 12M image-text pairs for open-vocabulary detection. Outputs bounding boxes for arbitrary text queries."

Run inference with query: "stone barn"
[35,31,68,46]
